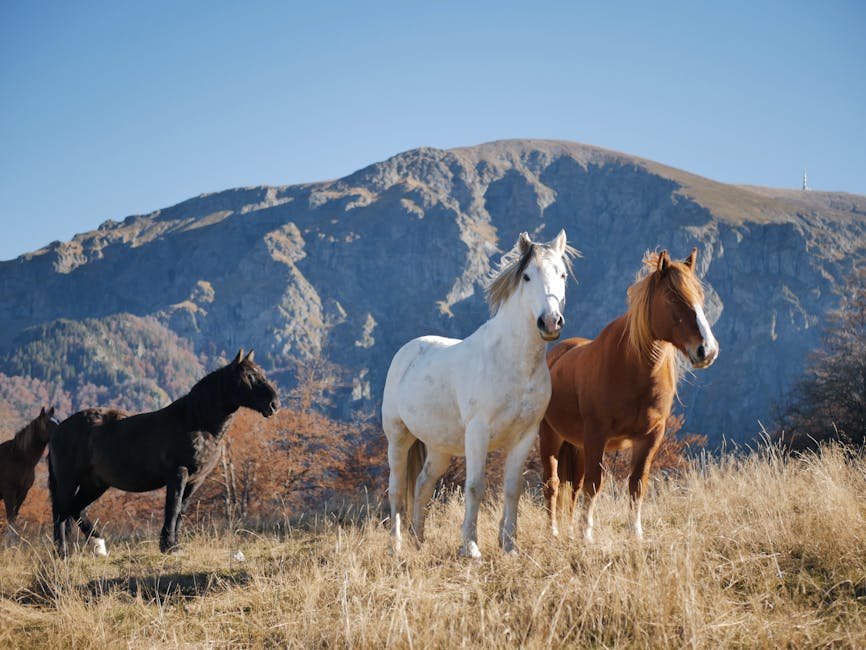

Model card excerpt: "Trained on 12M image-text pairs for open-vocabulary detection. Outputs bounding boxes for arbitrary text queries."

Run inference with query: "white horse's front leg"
[460,421,490,559]
[499,430,536,553]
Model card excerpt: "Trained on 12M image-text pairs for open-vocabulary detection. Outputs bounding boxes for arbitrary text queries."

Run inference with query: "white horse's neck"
[480,292,548,374]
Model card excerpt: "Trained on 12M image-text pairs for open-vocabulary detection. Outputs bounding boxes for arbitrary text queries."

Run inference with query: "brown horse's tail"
[405,439,426,527]
[556,440,582,514]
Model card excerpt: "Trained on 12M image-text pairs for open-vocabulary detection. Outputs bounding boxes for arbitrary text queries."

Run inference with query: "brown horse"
[1,407,59,541]
[539,249,719,541]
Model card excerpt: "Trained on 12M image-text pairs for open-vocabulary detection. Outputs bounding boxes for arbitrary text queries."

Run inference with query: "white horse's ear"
[517,232,533,254]
[684,247,697,270]
[232,349,244,365]
[551,229,567,255]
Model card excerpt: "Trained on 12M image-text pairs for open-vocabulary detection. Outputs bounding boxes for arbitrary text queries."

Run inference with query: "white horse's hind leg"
[385,425,414,555]
[459,421,490,559]
[499,431,536,553]
[411,450,451,542]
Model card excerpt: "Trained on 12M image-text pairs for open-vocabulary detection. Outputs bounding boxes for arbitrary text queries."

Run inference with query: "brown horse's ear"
[657,250,670,273]
[232,349,244,365]
[517,232,533,254]
[245,349,255,363]
[684,247,697,270]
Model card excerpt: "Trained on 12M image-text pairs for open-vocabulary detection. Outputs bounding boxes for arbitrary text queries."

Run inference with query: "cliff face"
[2,140,865,441]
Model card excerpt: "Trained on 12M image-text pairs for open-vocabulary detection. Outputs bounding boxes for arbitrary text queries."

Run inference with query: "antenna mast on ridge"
[802,168,809,191]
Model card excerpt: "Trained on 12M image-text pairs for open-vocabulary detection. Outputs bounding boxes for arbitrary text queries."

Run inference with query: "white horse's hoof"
[459,541,482,560]
[551,526,560,537]
[90,537,108,557]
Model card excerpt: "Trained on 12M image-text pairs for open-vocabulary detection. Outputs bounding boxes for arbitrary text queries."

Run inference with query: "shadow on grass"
[14,570,251,606]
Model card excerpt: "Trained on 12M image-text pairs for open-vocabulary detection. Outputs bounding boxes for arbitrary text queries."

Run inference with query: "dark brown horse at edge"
[1,407,59,542]
[49,349,279,557]
[539,249,719,541]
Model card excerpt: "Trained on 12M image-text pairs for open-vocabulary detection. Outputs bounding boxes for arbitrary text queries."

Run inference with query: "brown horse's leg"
[628,432,663,540]
[4,494,20,543]
[566,444,585,538]
[539,419,562,536]
[161,467,189,554]
[580,439,605,542]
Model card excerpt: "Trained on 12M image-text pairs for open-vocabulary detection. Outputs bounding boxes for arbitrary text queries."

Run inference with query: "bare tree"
[776,269,866,450]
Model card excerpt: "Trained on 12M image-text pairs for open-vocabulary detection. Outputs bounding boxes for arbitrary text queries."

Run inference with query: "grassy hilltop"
[1,445,864,649]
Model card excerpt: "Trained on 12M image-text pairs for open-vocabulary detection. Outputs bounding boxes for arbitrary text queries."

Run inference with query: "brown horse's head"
[16,406,59,453]
[34,406,59,444]
[228,349,281,417]
[627,248,719,369]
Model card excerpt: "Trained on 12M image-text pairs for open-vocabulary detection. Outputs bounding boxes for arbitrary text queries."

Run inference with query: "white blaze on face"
[694,303,718,359]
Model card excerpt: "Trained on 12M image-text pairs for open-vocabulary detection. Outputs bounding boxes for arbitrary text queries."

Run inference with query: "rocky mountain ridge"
[2,139,865,442]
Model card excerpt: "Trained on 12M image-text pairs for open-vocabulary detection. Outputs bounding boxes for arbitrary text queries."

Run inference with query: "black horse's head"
[227,349,280,417]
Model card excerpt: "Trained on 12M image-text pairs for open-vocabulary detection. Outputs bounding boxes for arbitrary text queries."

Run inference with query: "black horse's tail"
[47,444,59,518]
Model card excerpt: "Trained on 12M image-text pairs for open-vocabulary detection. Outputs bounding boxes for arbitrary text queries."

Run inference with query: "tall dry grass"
[1,445,865,649]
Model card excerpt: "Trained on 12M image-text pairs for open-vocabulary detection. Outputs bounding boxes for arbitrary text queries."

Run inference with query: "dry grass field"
[1,445,865,649]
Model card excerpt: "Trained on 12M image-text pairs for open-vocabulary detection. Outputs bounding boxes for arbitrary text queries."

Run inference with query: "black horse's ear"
[48,406,55,417]
[657,250,670,273]
[232,349,244,365]
[40,406,46,416]
[245,349,255,363]
[684,247,697,270]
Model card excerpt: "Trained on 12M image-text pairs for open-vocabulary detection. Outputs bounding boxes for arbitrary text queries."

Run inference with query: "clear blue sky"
[2,1,864,261]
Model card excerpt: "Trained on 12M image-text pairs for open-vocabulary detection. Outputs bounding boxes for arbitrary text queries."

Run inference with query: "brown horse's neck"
[13,422,49,465]
[611,315,679,390]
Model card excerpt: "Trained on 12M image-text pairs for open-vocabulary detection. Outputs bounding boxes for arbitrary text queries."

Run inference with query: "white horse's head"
[487,230,576,341]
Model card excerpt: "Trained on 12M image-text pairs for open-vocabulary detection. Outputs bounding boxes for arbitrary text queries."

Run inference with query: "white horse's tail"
[405,439,427,527]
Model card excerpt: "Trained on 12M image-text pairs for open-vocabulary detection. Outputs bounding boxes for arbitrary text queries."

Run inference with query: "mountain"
[2,139,865,442]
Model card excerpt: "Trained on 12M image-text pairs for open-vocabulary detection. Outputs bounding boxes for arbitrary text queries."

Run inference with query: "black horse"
[49,349,279,556]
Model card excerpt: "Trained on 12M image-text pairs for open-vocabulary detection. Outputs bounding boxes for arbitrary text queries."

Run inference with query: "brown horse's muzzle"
[688,341,718,369]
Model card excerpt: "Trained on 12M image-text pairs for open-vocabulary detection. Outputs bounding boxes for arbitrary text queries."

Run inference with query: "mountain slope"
[2,139,865,441]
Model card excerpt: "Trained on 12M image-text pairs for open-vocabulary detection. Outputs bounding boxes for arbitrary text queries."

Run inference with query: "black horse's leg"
[172,479,201,542]
[67,483,109,556]
[160,467,189,553]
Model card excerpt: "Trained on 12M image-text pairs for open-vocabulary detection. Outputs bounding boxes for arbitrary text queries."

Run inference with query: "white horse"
[382,230,576,558]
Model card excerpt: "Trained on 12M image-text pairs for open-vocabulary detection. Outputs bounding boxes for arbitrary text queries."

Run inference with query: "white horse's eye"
[522,273,530,282]
[560,272,566,280]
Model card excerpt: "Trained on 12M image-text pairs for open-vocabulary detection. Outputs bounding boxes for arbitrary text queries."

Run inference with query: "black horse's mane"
[178,362,237,432]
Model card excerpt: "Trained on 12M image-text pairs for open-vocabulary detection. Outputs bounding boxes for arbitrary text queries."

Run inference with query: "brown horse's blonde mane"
[485,237,578,315]
[625,251,705,375]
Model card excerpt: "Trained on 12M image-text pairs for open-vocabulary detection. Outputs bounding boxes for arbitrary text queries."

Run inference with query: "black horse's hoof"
[160,542,183,555]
